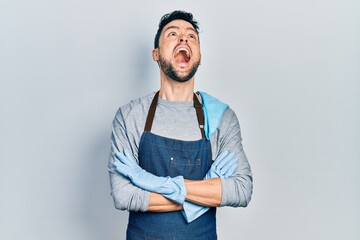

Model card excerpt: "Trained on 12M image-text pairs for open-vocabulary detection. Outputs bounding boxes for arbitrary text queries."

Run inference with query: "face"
[153,19,201,82]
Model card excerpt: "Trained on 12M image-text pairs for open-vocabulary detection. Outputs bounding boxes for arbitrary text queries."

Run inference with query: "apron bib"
[127,91,217,240]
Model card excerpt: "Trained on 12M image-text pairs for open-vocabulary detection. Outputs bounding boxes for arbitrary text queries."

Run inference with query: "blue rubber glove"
[181,151,238,223]
[205,151,238,179]
[114,150,187,205]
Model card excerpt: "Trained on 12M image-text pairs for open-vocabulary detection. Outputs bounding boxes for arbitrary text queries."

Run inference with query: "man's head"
[152,11,201,83]
[154,10,199,49]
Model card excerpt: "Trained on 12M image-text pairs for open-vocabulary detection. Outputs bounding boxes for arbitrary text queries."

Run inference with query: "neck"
[159,72,195,102]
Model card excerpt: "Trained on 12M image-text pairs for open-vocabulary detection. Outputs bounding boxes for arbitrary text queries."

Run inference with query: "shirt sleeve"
[107,107,150,212]
[213,108,253,207]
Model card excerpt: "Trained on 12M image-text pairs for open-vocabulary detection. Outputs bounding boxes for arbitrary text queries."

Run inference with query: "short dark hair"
[154,10,200,49]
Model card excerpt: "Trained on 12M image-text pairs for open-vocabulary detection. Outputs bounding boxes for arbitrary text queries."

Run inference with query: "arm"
[147,151,239,215]
[181,109,253,208]
[181,151,238,223]
[217,108,253,207]
[114,149,238,214]
[184,179,222,207]
[148,193,182,212]
[110,104,187,212]
[110,132,182,212]
[108,108,150,212]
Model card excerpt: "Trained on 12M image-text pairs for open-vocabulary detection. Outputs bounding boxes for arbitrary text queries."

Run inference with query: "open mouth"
[174,47,191,65]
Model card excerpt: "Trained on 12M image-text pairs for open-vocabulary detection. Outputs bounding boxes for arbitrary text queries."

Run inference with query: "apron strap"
[194,93,206,139]
[144,91,206,139]
[144,91,160,132]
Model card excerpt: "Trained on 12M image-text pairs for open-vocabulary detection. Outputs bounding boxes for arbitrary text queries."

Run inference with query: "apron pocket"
[169,156,202,180]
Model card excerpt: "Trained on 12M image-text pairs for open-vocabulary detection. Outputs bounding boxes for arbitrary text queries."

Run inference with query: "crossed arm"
[109,107,253,212]
[148,178,222,212]
[113,149,234,213]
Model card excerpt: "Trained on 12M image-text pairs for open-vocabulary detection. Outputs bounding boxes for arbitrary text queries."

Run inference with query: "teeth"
[176,47,190,57]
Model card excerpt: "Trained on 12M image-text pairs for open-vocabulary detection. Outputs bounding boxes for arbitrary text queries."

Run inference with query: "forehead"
[161,19,197,34]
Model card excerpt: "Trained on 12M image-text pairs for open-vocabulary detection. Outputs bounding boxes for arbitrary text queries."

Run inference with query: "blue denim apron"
[127,91,217,240]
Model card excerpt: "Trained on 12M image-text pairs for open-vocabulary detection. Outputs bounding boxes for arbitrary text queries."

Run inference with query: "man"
[108,10,253,240]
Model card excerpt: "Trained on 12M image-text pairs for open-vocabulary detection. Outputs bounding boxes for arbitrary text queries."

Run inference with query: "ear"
[152,49,159,61]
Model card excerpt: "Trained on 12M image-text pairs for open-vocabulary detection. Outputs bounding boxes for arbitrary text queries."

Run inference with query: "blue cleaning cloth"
[182,201,208,223]
[198,92,229,139]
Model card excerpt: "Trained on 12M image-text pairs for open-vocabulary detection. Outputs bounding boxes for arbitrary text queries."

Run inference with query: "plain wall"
[1,0,359,239]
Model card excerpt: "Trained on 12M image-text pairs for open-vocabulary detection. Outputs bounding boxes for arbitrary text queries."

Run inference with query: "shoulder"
[197,91,237,119]
[222,107,238,123]
[113,92,155,125]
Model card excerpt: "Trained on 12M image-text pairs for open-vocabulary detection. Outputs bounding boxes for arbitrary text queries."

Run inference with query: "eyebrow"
[163,26,197,34]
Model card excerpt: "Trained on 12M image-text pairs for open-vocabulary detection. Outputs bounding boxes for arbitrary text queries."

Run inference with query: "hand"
[182,151,238,223]
[205,151,238,179]
[114,150,187,204]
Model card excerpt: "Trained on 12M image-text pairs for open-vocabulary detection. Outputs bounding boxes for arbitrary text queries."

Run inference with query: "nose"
[179,34,187,43]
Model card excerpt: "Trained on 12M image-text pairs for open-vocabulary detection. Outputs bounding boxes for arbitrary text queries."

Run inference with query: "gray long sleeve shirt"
[108,92,253,212]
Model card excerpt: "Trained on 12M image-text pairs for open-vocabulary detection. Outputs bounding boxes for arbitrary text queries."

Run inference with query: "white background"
[1,0,359,239]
